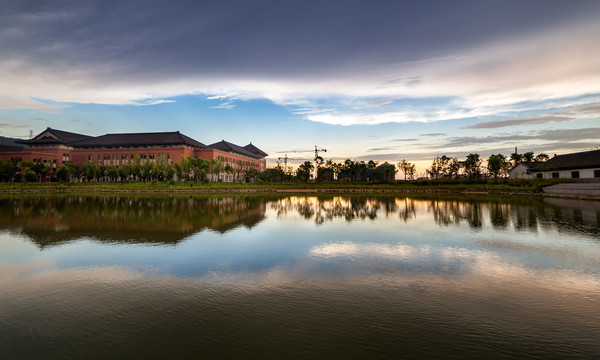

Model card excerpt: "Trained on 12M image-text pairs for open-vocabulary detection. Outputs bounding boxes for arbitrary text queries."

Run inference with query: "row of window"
[535,170,600,179]
[87,153,173,161]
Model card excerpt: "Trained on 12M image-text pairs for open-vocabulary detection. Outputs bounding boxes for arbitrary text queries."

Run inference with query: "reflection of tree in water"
[0,195,268,247]
[272,196,384,224]
[398,197,416,222]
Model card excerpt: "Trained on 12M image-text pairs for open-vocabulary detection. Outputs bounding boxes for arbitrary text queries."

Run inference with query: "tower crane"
[277,154,309,172]
[277,145,327,162]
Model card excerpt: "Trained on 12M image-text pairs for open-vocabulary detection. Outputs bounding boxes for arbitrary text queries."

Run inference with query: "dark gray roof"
[244,143,268,157]
[17,128,92,145]
[70,131,207,148]
[209,140,260,159]
[531,150,600,172]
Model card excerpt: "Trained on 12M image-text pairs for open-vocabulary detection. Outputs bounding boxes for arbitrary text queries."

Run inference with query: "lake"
[1,194,599,359]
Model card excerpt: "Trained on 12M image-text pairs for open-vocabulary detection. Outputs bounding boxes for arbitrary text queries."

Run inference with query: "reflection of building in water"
[0,196,267,247]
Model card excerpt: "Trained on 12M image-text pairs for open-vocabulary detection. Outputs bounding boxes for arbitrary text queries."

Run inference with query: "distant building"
[508,162,544,179]
[0,127,268,181]
[509,150,600,180]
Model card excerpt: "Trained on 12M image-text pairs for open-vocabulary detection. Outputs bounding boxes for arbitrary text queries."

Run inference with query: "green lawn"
[0,178,565,193]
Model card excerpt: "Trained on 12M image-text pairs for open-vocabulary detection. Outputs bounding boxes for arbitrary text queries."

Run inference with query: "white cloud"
[0,16,599,126]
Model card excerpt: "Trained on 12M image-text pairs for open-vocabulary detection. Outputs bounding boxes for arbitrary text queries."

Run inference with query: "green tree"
[296,161,314,183]
[210,157,224,181]
[224,163,234,181]
[534,153,549,162]
[462,153,482,179]
[131,155,142,180]
[155,155,167,181]
[0,159,17,182]
[55,164,70,182]
[141,160,154,181]
[487,154,510,179]
[522,151,535,162]
[510,152,523,166]
[82,161,100,181]
[106,165,119,181]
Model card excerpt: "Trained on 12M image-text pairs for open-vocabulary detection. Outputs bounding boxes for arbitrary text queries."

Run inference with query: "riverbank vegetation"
[0,150,553,188]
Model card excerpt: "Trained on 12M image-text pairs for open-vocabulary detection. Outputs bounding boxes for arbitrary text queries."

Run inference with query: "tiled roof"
[70,131,207,148]
[531,150,600,171]
[209,140,260,159]
[243,143,268,157]
[17,128,92,145]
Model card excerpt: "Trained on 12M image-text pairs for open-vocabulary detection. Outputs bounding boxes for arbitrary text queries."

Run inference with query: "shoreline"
[1,185,598,200]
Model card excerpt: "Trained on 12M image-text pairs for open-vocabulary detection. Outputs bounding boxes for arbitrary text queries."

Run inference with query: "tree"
[510,152,523,166]
[380,163,397,182]
[426,157,443,179]
[210,157,224,181]
[55,164,70,182]
[446,157,461,178]
[224,163,234,181]
[397,159,416,181]
[522,151,535,162]
[462,153,482,179]
[82,161,100,181]
[244,167,259,182]
[131,155,142,180]
[155,155,167,181]
[296,161,314,182]
[106,165,119,181]
[487,154,510,179]
[141,160,154,181]
[534,153,549,162]
[0,159,16,182]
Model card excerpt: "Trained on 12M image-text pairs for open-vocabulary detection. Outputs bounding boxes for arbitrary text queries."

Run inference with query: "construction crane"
[277,145,327,162]
[277,154,309,172]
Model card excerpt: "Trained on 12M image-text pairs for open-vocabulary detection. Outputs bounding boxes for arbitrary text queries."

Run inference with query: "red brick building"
[0,128,267,180]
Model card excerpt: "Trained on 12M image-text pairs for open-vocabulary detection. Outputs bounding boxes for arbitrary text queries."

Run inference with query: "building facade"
[508,150,600,180]
[0,128,268,181]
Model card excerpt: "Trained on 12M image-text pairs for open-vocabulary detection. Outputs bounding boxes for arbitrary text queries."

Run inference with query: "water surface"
[1,195,599,359]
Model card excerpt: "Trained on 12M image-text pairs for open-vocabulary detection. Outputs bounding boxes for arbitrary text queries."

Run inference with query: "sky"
[1,0,599,175]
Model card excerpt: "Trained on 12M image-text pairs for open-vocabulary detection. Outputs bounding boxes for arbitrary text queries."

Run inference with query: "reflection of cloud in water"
[310,242,424,259]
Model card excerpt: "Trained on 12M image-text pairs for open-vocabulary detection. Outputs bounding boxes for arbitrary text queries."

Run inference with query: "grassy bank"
[0,178,565,195]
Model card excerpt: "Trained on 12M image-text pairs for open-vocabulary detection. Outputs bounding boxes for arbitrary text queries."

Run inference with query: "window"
[88,155,92,161]
[571,171,580,179]
[595,170,600,178]
[552,172,559,178]
[536,173,543,179]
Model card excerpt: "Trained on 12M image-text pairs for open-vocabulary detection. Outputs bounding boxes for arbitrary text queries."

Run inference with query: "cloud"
[0,0,599,129]
[391,138,418,142]
[0,123,28,128]
[419,133,445,137]
[209,102,235,109]
[463,116,574,129]
[433,127,600,150]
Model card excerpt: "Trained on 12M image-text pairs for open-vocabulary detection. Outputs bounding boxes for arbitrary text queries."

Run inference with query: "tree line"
[0,155,254,183]
[418,151,549,180]
[0,150,550,183]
